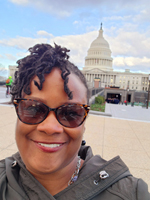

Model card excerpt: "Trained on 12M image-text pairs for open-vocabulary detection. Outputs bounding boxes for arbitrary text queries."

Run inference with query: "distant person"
[0,43,149,199]
[131,102,134,107]
[5,76,13,96]
[124,100,127,105]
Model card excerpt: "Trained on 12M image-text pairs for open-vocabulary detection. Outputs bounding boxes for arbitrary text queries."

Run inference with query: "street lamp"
[120,93,122,101]
[126,88,129,104]
[146,74,150,109]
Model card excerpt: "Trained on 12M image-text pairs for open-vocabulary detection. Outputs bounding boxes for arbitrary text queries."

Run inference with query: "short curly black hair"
[11,43,88,102]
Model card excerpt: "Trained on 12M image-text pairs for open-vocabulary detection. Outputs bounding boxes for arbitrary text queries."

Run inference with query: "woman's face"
[15,68,87,176]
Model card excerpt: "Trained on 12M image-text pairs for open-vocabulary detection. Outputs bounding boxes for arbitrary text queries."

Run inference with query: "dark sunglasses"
[13,98,90,128]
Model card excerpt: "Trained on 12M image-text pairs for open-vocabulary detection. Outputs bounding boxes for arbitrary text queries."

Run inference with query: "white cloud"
[5,54,16,61]
[10,0,71,17]
[73,21,79,25]
[105,27,150,58]
[103,15,132,21]
[113,56,150,72]
[133,9,150,23]
[37,30,53,38]
[9,0,150,18]
[0,26,150,72]
[16,52,29,58]
[10,0,29,5]
[0,36,49,50]
[0,63,5,68]
[49,31,98,67]
[0,30,97,67]
[0,64,8,78]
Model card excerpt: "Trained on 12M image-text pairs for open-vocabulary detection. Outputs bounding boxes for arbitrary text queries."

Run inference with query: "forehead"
[68,73,87,100]
[29,68,87,104]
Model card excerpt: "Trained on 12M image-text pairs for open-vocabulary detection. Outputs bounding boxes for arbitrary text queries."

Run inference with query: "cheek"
[15,119,21,139]
[15,119,35,140]
[65,124,85,141]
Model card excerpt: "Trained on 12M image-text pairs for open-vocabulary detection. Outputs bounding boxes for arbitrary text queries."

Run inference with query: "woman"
[0,43,149,199]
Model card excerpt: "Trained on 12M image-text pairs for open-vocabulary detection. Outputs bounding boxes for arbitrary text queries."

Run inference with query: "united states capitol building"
[82,25,149,92]
[9,25,149,102]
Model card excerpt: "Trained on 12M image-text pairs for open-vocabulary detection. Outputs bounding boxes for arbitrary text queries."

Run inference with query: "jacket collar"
[11,146,131,200]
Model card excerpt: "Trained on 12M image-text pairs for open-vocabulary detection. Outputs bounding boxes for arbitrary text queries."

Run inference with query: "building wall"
[9,65,17,80]
[82,69,149,92]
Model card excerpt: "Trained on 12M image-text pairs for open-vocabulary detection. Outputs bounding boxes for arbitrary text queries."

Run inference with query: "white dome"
[90,29,110,49]
[83,25,113,71]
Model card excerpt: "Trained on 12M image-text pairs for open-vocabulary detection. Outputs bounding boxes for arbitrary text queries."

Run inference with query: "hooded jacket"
[0,146,149,200]
[6,76,13,86]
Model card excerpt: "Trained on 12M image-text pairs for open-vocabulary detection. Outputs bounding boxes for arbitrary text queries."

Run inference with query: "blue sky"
[0,0,150,77]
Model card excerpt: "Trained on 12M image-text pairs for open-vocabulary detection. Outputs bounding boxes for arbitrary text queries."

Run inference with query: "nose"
[36,111,64,135]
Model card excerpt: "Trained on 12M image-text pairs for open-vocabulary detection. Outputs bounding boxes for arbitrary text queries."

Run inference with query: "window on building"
[136,87,137,90]
[132,87,134,89]
[136,81,138,84]
[132,81,134,84]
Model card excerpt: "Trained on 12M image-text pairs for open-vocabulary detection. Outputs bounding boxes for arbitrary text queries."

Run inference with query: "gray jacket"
[0,146,150,200]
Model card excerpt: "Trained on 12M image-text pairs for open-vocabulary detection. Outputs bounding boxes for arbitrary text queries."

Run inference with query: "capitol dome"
[83,24,113,71]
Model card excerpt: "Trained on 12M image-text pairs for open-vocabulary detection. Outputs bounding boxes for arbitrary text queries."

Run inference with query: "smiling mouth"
[38,143,63,148]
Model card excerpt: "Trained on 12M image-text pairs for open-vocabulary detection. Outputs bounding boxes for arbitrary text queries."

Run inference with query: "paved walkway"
[0,103,150,192]
[105,103,150,122]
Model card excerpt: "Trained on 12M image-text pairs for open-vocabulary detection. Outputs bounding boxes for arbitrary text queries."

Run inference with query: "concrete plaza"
[0,103,150,192]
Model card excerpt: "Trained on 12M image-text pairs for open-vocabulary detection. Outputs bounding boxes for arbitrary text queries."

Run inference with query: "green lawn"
[90,103,105,112]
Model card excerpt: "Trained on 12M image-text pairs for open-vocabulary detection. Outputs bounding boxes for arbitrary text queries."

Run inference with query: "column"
[104,74,106,82]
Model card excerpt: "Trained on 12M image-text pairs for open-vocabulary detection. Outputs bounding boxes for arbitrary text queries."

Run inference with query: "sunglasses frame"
[13,98,90,128]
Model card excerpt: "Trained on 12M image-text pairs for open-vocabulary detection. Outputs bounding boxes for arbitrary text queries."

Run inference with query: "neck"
[32,158,84,196]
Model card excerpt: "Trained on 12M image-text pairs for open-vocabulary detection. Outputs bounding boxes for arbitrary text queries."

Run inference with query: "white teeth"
[38,143,61,148]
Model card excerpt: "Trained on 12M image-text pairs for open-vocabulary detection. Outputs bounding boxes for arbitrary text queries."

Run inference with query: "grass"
[90,103,105,112]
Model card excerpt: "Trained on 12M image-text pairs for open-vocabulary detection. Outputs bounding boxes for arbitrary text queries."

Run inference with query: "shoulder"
[107,175,150,199]
[0,154,21,183]
[0,159,6,178]
[0,156,15,180]
[0,157,10,196]
[0,159,7,199]
[79,147,150,199]
[0,154,28,199]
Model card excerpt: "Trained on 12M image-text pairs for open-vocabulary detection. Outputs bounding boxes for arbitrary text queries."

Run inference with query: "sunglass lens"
[17,100,48,124]
[57,104,85,127]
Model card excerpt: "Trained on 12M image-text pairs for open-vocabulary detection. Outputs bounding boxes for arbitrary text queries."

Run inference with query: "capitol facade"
[82,25,149,92]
